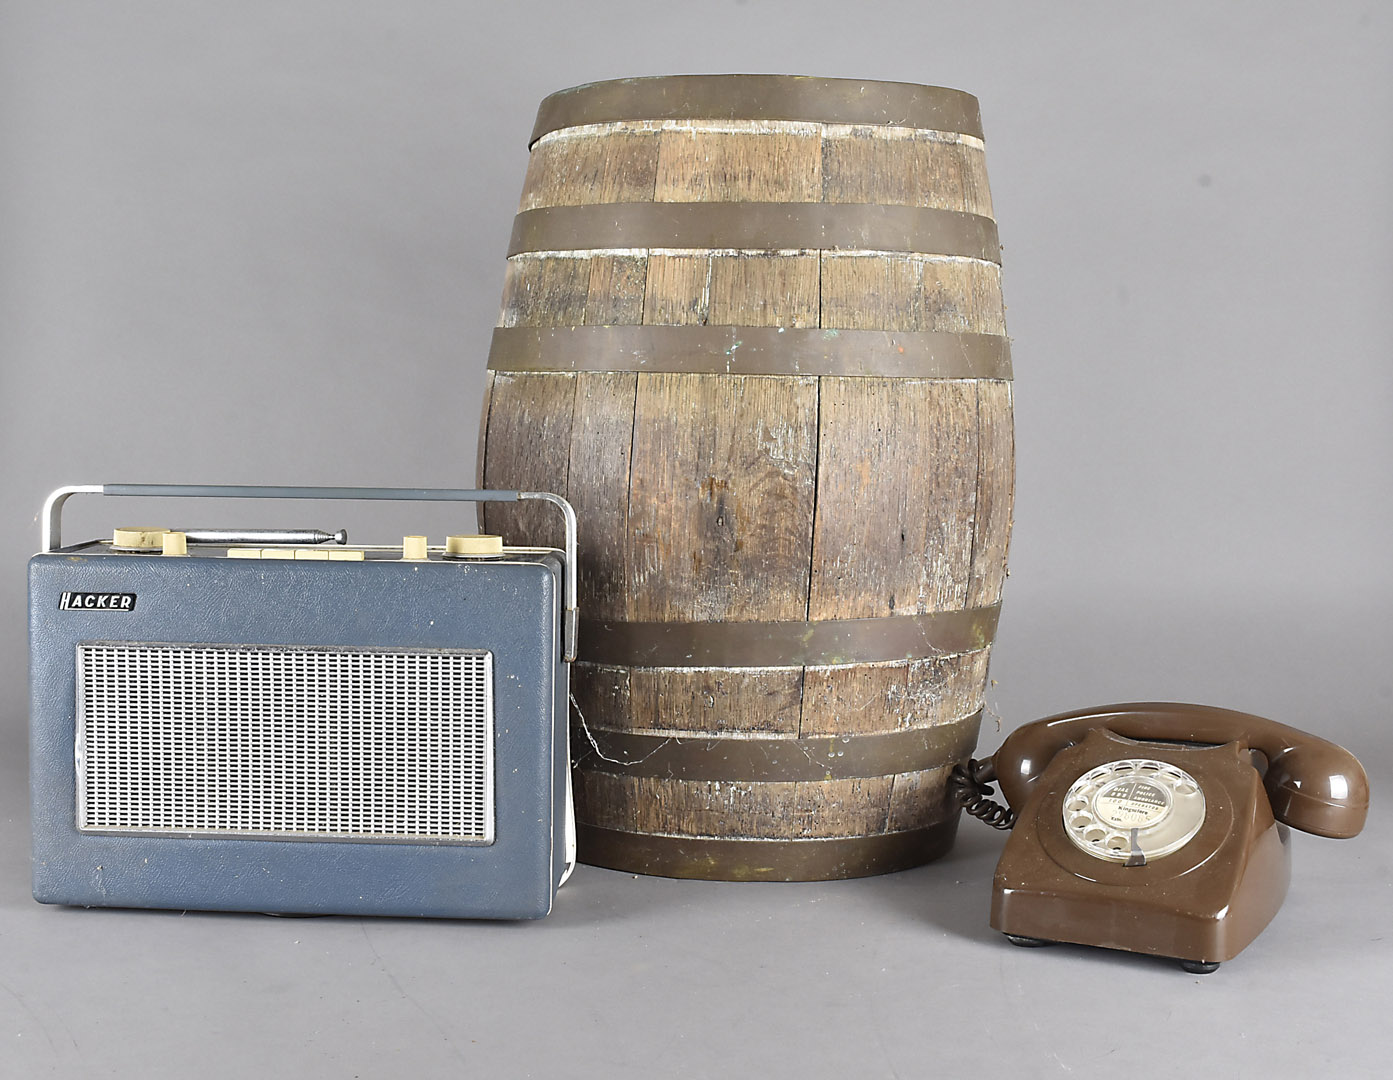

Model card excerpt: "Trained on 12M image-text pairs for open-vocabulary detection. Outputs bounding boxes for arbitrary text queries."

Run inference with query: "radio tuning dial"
[445,534,505,559]
[112,527,168,552]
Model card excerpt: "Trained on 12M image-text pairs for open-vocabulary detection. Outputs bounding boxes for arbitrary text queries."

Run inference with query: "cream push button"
[402,536,429,561]
[161,532,188,556]
[225,547,364,560]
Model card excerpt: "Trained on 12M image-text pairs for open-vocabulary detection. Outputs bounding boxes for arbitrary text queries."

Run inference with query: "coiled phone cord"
[949,759,1016,830]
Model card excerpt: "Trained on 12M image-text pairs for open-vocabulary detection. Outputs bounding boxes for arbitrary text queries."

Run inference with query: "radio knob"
[112,526,168,552]
[445,534,505,559]
[402,535,429,561]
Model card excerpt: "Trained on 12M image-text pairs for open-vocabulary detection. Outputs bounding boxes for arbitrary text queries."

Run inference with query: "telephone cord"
[949,760,1016,830]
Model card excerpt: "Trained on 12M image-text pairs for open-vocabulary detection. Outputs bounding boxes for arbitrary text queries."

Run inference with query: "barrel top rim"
[530,74,984,145]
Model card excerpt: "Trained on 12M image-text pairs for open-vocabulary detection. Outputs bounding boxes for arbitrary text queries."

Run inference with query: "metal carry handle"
[41,484,579,661]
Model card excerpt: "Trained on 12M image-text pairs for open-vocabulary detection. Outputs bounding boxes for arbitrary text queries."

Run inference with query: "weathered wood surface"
[572,663,804,736]
[642,255,710,326]
[497,252,1000,332]
[653,124,824,204]
[819,254,1004,334]
[627,373,818,622]
[575,766,955,839]
[520,120,992,216]
[808,377,979,619]
[969,379,1015,608]
[799,650,990,737]
[708,254,820,328]
[519,127,659,212]
[480,371,573,550]
[822,124,994,217]
[565,372,638,618]
[481,93,1012,878]
[570,649,987,741]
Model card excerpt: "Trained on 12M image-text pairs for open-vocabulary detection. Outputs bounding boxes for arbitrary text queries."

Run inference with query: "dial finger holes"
[1064,758,1207,863]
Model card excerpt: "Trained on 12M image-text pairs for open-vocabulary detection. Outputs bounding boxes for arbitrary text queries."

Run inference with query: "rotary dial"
[1063,758,1206,864]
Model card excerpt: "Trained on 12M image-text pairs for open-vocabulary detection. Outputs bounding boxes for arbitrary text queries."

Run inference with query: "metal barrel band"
[576,606,999,668]
[576,821,960,881]
[488,326,1013,380]
[507,203,1001,262]
[573,713,981,782]
[530,75,984,145]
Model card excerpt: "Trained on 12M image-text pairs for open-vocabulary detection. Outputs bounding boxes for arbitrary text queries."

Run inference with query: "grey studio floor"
[2,3,1391,1079]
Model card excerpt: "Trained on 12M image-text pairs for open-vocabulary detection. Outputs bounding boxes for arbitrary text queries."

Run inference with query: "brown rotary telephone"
[952,703,1370,973]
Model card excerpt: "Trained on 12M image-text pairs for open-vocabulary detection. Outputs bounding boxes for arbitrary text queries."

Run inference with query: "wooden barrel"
[478,75,1013,880]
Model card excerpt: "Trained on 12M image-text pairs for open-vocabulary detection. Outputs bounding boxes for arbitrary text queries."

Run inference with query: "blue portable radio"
[29,484,577,919]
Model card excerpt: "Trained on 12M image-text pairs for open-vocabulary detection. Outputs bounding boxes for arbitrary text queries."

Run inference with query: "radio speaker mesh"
[75,642,495,843]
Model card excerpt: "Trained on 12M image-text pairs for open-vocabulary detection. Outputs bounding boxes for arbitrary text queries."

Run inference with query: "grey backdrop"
[2,2,1389,1077]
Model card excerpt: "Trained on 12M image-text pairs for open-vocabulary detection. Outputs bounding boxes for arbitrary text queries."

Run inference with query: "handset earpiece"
[1262,741,1368,839]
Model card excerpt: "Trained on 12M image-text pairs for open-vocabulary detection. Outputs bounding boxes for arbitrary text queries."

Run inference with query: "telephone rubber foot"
[1003,933,1054,948]
[1180,959,1220,974]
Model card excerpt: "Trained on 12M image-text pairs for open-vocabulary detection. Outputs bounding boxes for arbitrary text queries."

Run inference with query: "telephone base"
[990,730,1292,970]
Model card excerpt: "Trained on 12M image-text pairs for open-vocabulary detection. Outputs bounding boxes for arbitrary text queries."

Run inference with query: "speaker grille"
[76,642,494,844]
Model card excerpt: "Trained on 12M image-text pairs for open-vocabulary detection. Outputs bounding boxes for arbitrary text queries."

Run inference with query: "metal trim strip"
[576,606,999,668]
[488,326,1012,380]
[530,75,984,145]
[507,203,1001,262]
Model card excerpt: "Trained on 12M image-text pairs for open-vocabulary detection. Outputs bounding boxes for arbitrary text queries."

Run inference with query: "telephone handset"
[955,702,1369,973]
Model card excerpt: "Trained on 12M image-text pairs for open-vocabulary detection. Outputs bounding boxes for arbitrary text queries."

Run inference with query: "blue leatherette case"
[29,485,574,920]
